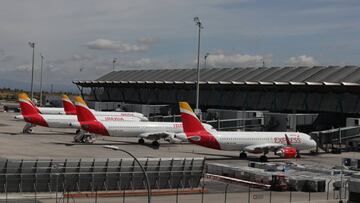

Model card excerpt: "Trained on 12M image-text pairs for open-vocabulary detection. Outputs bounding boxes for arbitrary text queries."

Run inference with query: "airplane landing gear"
[296,150,301,158]
[239,152,247,159]
[22,123,34,133]
[138,138,145,144]
[152,141,160,148]
[74,132,95,143]
[260,155,268,162]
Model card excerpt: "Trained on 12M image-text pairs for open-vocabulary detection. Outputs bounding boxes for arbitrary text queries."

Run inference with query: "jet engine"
[164,134,181,143]
[275,146,297,158]
[171,133,188,143]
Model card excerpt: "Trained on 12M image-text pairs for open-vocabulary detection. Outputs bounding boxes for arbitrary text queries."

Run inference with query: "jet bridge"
[311,126,360,152]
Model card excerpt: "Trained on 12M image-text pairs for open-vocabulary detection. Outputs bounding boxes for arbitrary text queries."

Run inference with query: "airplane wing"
[139,132,173,141]
[244,143,284,154]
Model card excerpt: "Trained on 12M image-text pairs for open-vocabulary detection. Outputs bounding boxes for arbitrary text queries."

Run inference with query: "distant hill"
[0,79,78,93]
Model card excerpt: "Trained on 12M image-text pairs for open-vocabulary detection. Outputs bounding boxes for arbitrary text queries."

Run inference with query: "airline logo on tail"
[179,102,220,150]
[18,93,40,114]
[74,96,109,136]
[74,96,97,122]
[18,93,48,127]
[62,95,77,115]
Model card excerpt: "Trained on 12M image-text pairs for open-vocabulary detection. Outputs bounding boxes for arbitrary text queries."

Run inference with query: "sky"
[0,0,359,89]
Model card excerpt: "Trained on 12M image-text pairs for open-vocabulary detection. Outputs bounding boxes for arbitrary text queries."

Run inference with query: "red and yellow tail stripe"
[74,96,109,136]
[18,93,48,127]
[179,102,220,150]
[62,95,76,115]
[74,96,97,122]
[179,102,206,133]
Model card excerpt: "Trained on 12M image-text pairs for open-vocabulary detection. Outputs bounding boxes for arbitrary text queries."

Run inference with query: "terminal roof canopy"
[73,66,360,86]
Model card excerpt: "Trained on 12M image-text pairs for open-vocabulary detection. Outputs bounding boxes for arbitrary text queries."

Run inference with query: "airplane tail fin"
[179,102,206,133]
[178,101,221,150]
[74,96,97,122]
[62,95,77,115]
[18,93,39,116]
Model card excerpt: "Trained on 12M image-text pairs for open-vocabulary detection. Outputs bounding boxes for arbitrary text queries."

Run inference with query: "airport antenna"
[204,53,210,69]
[112,57,117,72]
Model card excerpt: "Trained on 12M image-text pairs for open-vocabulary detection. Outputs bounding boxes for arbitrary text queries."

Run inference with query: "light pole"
[29,42,35,101]
[194,17,203,116]
[39,54,44,106]
[204,53,210,69]
[112,58,117,72]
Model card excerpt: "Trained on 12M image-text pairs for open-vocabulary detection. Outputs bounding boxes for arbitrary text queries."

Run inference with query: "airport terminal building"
[74,66,360,114]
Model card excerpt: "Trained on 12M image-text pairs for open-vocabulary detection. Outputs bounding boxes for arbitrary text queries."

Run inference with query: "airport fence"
[0,176,349,203]
[0,158,204,198]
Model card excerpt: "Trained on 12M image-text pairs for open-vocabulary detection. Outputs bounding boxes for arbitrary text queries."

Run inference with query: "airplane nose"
[312,140,317,147]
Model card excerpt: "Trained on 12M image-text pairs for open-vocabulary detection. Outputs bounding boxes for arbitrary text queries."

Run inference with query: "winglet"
[62,95,76,115]
[74,96,97,122]
[285,134,291,146]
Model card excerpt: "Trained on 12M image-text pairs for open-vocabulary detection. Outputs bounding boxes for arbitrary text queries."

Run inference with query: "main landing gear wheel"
[152,141,160,148]
[296,153,301,158]
[23,128,32,133]
[22,123,33,134]
[239,152,247,159]
[260,155,268,162]
[75,129,81,134]
[138,138,145,144]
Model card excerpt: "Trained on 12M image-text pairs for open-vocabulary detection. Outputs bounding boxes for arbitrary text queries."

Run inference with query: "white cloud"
[205,53,264,67]
[285,55,318,66]
[0,50,14,62]
[136,37,159,45]
[14,64,32,72]
[85,37,158,53]
[127,58,153,67]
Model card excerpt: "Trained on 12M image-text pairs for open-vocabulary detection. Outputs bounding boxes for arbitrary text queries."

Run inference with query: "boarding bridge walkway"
[311,126,360,152]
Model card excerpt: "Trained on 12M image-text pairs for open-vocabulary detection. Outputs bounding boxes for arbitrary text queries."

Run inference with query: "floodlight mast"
[39,54,44,106]
[29,42,35,101]
[194,17,203,117]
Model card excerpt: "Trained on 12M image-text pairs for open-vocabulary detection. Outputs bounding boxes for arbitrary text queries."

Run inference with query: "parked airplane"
[61,95,149,121]
[73,96,191,146]
[16,93,148,121]
[18,93,142,135]
[177,102,317,162]
[14,94,76,120]
[32,94,75,115]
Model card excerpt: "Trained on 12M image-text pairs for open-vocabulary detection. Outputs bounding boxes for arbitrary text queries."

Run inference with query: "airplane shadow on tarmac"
[50,139,179,150]
[0,131,19,135]
[186,151,288,162]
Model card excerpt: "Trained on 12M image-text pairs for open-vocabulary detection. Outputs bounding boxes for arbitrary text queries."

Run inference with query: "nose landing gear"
[239,152,247,159]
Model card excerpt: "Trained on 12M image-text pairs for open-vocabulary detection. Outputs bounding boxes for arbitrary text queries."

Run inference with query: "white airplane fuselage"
[176,130,317,152]
[95,122,184,137]
[216,131,316,151]
[89,110,148,121]
[38,107,66,115]
[29,114,142,129]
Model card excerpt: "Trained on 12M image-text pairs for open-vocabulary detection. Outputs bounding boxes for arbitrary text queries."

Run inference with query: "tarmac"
[0,112,355,202]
